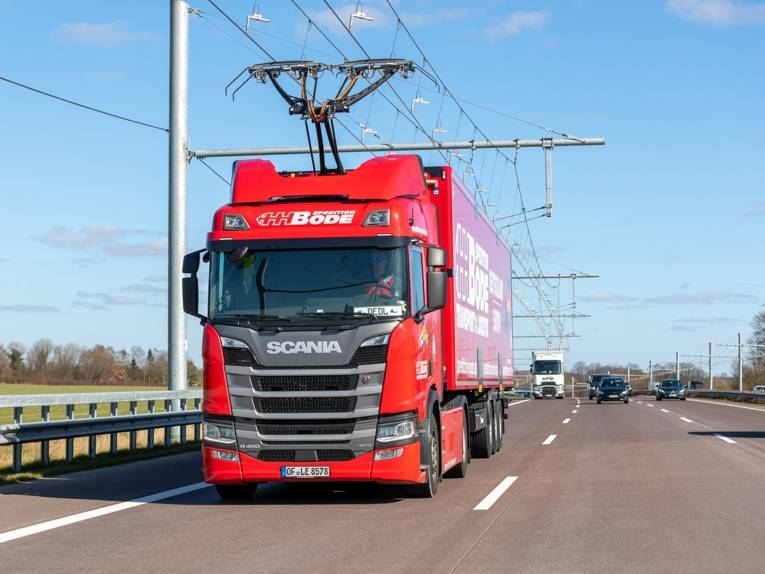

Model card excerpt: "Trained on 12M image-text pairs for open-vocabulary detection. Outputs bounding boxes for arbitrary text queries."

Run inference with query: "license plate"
[280,466,330,479]
[609,394,618,398]
[669,393,677,397]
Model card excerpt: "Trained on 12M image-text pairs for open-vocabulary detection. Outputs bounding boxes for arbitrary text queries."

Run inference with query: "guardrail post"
[88,403,97,458]
[147,400,156,448]
[12,407,23,472]
[40,405,50,467]
[129,401,138,450]
[164,400,172,447]
[179,398,187,444]
[65,404,75,462]
[109,402,119,455]
[194,398,201,441]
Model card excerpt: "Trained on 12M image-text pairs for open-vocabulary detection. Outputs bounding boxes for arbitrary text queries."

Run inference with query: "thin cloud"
[676,316,739,323]
[141,275,167,283]
[645,291,756,305]
[104,239,167,257]
[72,301,108,311]
[0,304,60,313]
[54,21,156,46]
[581,292,639,304]
[745,201,765,217]
[76,291,146,306]
[121,283,166,294]
[400,7,470,27]
[670,325,699,332]
[484,11,548,40]
[0,258,9,263]
[665,0,765,26]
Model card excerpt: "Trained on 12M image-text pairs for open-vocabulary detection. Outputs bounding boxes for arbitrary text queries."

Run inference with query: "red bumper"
[202,442,424,485]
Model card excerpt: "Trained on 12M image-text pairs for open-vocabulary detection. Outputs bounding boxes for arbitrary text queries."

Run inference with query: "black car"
[596,377,629,404]
[656,379,686,401]
[588,374,609,400]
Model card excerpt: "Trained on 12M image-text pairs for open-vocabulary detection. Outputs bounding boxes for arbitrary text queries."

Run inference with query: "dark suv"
[596,377,629,404]
[656,379,686,401]
[588,374,609,400]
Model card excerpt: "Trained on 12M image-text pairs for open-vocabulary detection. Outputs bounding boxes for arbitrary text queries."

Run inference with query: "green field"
[0,383,163,395]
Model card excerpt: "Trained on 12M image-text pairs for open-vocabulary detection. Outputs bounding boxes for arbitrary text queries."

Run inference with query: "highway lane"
[2,397,764,574]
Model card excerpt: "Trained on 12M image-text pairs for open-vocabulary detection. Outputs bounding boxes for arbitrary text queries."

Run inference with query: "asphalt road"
[2,396,764,574]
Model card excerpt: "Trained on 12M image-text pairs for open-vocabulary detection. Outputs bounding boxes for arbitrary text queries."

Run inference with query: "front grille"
[254,397,357,414]
[317,450,355,461]
[223,347,257,367]
[256,449,355,462]
[351,345,387,365]
[257,450,295,462]
[256,420,356,436]
[253,375,357,392]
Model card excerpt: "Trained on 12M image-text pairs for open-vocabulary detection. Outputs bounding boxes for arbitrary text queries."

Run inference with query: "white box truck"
[530,351,565,399]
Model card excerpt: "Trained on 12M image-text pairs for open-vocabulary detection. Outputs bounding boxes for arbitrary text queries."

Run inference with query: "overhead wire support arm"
[191,137,605,158]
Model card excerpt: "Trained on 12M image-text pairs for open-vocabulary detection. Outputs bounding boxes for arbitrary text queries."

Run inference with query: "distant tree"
[0,345,10,381]
[8,342,26,374]
[187,360,200,387]
[79,345,116,384]
[28,339,53,384]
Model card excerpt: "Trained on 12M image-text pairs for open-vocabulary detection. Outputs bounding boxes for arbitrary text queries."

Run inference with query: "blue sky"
[1,0,763,375]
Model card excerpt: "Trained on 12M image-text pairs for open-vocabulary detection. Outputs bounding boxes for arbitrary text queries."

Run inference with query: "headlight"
[204,421,236,444]
[221,337,249,349]
[376,413,417,445]
[360,333,390,347]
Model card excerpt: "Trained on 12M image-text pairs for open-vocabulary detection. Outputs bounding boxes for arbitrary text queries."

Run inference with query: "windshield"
[661,380,682,388]
[532,361,562,375]
[602,379,625,387]
[209,246,408,323]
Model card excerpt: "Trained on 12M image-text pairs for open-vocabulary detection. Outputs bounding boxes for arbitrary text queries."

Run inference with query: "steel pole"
[738,332,743,392]
[649,360,653,389]
[675,351,680,379]
[543,139,553,217]
[168,0,189,442]
[190,137,606,159]
[708,342,713,391]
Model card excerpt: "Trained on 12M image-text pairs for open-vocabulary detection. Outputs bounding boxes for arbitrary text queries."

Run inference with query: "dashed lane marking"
[542,434,557,445]
[562,418,571,424]
[660,409,670,413]
[474,476,519,511]
[647,404,655,408]
[0,482,211,544]
[571,410,578,414]
[713,434,737,444]
[680,417,694,423]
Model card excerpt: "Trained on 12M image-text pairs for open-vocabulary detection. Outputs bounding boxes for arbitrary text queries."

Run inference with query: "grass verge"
[0,441,201,486]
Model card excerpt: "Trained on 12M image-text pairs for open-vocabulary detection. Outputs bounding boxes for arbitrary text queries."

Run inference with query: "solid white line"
[689,399,765,413]
[660,409,670,413]
[562,418,571,424]
[647,404,655,408]
[0,482,210,544]
[713,433,737,444]
[508,399,531,407]
[680,417,694,423]
[474,476,519,511]
[542,434,557,445]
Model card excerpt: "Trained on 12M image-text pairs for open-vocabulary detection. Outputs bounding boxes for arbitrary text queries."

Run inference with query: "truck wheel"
[406,413,440,497]
[470,401,494,458]
[494,400,504,452]
[596,399,602,404]
[445,410,469,479]
[215,484,257,501]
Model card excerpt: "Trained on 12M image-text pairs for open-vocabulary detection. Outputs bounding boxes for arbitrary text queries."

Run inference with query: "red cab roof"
[231,155,427,204]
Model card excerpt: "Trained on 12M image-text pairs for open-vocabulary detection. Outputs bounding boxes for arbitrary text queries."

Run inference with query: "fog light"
[211,449,239,462]
[374,448,403,461]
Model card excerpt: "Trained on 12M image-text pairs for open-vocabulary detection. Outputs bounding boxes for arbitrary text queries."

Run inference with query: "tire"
[597,399,602,404]
[682,397,687,401]
[494,399,504,453]
[445,410,469,479]
[656,396,662,401]
[215,484,257,501]
[624,398,629,404]
[470,401,495,458]
[405,413,440,497]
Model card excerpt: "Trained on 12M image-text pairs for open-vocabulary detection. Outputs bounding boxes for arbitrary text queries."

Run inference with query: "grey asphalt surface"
[1,396,764,574]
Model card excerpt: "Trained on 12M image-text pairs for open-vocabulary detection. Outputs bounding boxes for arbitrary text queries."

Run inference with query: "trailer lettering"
[257,210,355,226]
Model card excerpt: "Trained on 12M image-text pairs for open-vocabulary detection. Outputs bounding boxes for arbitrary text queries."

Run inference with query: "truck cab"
[530,351,565,399]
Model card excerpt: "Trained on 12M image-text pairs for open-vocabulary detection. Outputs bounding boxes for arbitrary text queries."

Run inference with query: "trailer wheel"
[445,410,469,479]
[215,484,257,501]
[470,401,494,458]
[405,413,440,498]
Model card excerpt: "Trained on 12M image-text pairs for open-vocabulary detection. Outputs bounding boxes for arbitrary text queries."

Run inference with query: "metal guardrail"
[688,390,765,403]
[0,390,203,473]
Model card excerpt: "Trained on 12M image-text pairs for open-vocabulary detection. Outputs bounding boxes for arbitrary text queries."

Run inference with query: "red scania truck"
[183,154,513,499]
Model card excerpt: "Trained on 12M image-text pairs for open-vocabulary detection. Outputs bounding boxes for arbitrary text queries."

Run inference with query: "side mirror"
[426,271,446,311]
[427,247,446,268]
[182,249,207,322]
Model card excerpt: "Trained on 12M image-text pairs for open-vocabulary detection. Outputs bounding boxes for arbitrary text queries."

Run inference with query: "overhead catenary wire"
[0,74,168,133]
[206,0,275,60]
